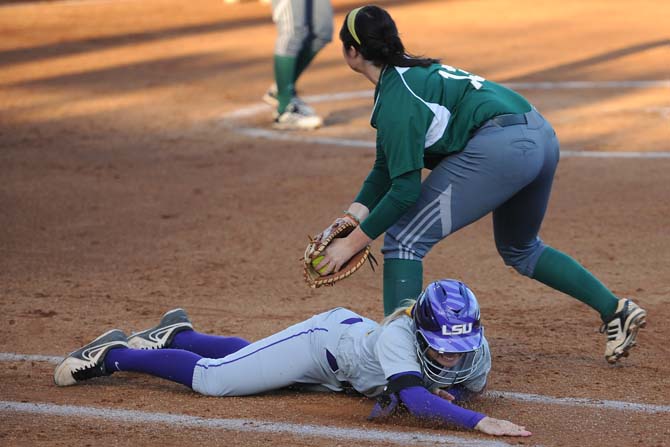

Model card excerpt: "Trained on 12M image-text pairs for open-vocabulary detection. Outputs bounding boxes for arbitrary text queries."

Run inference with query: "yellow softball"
[311,255,328,275]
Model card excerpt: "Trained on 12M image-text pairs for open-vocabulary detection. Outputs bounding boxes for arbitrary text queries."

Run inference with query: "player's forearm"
[354,166,391,211]
[341,226,373,254]
[359,169,422,239]
[398,386,486,429]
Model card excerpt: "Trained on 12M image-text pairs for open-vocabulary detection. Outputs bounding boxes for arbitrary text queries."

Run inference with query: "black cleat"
[54,329,128,386]
[127,308,193,350]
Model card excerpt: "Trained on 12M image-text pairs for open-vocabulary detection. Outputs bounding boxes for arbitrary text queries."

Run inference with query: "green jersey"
[370,64,531,178]
[356,63,532,239]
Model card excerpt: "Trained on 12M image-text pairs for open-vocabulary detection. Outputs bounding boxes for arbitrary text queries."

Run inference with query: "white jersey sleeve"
[374,316,422,378]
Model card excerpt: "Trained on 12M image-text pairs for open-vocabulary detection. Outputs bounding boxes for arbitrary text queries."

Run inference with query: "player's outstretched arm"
[474,417,532,437]
[397,386,531,437]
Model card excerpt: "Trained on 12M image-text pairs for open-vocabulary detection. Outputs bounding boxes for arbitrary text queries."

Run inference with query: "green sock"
[294,48,318,83]
[383,259,423,316]
[532,247,618,321]
[273,55,297,113]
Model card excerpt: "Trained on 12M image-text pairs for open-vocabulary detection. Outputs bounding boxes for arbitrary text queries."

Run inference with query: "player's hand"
[316,237,355,275]
[317,227,371,275]
[433,388,455,402]
[474,417,532,437]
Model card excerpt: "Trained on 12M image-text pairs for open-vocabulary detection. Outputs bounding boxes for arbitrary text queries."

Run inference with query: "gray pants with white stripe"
[382,109,560,277]
[272,0,333,56]
[191,308,359,396]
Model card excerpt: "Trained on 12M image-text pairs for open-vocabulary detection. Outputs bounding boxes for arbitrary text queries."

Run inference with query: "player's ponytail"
[340,5,439,68]
[380,300,416,326]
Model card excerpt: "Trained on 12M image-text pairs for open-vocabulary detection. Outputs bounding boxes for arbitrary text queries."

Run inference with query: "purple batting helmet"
[413,279,485,386]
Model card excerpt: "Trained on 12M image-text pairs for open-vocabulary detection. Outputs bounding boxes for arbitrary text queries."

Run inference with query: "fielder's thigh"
[383,119,545,260]
[493,110,560,276]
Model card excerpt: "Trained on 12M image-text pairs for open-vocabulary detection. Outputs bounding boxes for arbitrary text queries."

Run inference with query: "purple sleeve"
[398,386,486,429]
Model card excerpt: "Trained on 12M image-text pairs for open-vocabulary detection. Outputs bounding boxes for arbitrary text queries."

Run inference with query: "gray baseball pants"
[272,0,333,56]
[383,109,561,277]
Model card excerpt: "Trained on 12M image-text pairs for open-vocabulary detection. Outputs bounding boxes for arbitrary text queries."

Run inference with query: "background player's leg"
[294,0,332,84]
[270,0,322,129]
[274,55,297,113]
[272,0,306,113]
[292,0,315,85]
[293,47,316,84]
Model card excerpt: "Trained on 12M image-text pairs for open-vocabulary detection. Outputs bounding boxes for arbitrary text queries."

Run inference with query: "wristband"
[342,210,361,225]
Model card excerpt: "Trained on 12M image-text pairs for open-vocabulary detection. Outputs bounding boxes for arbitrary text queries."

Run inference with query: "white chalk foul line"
[233,126,670,159]
[2,352,669,414]
[236,126,374,148]
[488,391,670,415]
[0,353,64,364]
[505,80,670,90]
[0,400,513,447]
[297,79,670,103]
[223,83,670,158]
[0,0,138,8]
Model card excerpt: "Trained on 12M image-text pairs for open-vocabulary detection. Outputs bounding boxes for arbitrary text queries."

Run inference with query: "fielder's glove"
[303,217,377,288]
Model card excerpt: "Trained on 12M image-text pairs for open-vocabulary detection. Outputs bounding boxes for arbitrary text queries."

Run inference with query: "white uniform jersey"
[335,314,491,397]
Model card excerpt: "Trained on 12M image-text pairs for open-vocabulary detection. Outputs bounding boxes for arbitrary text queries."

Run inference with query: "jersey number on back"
[438,65,485,90]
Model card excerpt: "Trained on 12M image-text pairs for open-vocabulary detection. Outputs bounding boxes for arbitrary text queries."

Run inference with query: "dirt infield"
[1,0,669,446]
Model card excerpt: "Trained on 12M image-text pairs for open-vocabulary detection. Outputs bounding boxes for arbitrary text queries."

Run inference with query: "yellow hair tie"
[347,7,363,45]
[404,304,414,318]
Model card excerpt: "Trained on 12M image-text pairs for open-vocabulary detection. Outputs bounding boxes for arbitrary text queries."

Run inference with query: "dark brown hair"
[339,5,439,68]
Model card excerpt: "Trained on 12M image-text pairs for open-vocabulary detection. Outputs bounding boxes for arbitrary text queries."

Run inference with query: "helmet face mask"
[413,279,485,386]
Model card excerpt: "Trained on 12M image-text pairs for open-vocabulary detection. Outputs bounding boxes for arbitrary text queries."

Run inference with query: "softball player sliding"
[54,279,531,437]
[312,5,646,364]
[262,0,333,130]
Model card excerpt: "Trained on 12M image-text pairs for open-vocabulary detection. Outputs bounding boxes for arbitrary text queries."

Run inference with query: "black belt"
[491,113,527,127]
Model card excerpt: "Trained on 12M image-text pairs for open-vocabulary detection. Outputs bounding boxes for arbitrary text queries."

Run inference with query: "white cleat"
[601,298,647,364]
[273,99,322,130]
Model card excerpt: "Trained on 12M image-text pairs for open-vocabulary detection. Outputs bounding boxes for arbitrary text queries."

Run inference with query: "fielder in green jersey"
[311,5,647,364]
